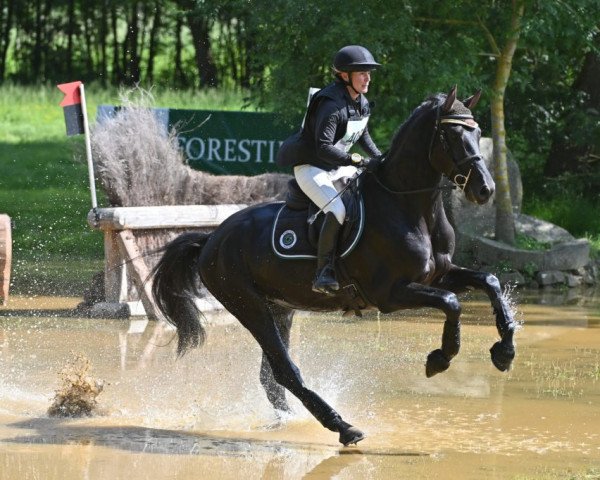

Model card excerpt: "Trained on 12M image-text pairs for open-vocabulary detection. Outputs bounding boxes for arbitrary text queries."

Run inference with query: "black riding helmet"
[333,45,380,72]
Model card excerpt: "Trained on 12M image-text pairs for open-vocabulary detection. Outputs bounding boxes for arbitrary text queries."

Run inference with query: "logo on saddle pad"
[279,230,297,249]
[271,201,365,260]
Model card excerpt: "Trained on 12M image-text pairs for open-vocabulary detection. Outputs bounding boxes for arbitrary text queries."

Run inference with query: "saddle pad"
[271,201,365,260]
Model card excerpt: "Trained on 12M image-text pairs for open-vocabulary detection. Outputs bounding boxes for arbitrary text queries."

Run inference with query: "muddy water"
[1,291,599,479]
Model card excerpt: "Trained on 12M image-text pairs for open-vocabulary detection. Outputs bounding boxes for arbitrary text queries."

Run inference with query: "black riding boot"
[312,212,342,295]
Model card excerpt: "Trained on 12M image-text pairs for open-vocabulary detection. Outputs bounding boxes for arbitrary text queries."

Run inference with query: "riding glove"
[359,156,381,173]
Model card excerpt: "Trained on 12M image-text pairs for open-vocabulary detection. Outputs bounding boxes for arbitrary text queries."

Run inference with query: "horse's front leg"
[386,283,462,377]
[434,266,516,372]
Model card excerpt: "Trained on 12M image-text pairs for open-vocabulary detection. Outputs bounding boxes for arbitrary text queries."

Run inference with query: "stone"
[515,214,575,244]
[462,233,590,272]
[566,274,582,288]
[536,271,565,286]
[89,302,130,319]
[497,271,526,286]
[583,272,596,285]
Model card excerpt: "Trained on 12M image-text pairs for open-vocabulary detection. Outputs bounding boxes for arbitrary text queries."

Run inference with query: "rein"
[371,170,457,196]
[373,107,481,196]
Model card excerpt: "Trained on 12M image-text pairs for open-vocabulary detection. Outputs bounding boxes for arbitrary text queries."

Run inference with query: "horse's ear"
[463,89,482,110]
[442,85,457,112]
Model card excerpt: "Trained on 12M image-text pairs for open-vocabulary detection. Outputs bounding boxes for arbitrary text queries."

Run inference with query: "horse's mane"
[387,93,471,154]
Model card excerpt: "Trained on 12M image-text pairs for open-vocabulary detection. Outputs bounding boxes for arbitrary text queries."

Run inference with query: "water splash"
[47,351,105,417]
[502,282,524,329]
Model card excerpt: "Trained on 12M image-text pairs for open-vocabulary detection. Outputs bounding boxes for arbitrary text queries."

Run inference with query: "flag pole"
[79,83,98,210]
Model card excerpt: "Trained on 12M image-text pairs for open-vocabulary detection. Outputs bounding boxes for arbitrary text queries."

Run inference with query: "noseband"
[430,107,483,191]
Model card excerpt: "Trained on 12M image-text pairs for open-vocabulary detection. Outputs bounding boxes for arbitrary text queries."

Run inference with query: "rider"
[276,45,382,295]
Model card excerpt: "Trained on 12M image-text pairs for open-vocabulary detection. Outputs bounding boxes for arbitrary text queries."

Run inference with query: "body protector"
[276,81,380,171]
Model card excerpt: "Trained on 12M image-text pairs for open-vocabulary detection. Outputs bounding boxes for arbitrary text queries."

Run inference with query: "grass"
[0,83,251,296]
[515,232,552,251]
[522,193,600,257]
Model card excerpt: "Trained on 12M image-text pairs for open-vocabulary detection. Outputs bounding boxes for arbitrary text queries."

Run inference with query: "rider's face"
[341,71,371,97]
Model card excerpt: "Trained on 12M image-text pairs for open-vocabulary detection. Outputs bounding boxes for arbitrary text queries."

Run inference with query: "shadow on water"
[4,417,429,460]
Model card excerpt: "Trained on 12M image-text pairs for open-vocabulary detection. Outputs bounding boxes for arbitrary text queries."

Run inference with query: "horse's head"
[430,86,495,205]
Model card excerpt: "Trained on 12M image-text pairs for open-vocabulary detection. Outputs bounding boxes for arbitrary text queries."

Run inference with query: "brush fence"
[88,205,247,319]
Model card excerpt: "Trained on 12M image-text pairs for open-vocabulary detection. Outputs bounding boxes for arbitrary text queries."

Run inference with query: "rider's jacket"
[276,80,381,171]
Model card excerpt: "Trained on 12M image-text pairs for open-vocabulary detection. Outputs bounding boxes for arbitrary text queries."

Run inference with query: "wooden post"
[0,214,12,306]
[115,229,162,320]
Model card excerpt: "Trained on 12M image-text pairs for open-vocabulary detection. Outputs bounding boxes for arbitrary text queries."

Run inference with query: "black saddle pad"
[271,199,365,260]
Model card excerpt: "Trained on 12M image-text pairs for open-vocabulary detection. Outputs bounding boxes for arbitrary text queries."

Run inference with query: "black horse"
[151,86,517,446]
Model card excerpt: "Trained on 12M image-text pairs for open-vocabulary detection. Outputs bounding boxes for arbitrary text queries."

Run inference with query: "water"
[1,290,599,479]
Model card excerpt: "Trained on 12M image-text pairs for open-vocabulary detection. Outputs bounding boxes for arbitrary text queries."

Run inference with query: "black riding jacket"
[276,80,381,171]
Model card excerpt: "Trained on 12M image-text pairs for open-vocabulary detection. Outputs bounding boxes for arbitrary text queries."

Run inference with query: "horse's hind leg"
[222,296,364,446]
[435,266,517,372]
[260,304,293,414]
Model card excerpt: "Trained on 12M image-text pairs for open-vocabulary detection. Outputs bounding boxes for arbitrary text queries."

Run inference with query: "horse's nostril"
[480,185,491,198]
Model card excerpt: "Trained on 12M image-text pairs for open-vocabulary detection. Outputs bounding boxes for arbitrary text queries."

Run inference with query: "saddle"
[271,177,365,260]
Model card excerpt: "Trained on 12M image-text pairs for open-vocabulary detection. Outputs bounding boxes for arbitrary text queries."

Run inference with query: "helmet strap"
[340,71,360,98]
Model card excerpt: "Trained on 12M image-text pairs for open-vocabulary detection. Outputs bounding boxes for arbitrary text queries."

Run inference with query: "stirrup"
[312,266,339,294]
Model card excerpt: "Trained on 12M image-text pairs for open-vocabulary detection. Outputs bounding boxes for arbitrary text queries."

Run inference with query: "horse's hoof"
[425,349,450,378]
[490,341,515,372]
[339,426,366,446]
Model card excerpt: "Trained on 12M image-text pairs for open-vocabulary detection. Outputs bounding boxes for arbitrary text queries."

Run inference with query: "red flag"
[57,81,85,136]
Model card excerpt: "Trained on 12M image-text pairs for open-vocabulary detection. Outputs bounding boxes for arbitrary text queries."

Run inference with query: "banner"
[97,106,296,176]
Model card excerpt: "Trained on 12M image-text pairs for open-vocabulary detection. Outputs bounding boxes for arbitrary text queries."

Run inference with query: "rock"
[497,271,526,286]
[583,272,596,285]
[536,271,565,286]
[515,214,575,244]
[461,233,590,272]
[89,302,130,319]
[565,274,582,288]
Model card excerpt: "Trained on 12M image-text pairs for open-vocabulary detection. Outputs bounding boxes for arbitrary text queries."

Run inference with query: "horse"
[151,86,517,447]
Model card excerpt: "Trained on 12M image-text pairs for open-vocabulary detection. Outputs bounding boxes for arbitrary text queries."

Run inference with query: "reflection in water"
[1,291,600,479]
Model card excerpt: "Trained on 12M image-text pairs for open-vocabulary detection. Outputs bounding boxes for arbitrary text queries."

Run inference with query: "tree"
[544,31,600,185]
[175,0,218,87]
[486,0,525,245]
[0,0,14,80]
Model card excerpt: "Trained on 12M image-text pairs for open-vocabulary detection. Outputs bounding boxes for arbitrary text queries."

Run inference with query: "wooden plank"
[88,205,247,231]
[115,230,162,320]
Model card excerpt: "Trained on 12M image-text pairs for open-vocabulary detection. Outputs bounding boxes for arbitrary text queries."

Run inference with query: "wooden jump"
[88,205,247,319]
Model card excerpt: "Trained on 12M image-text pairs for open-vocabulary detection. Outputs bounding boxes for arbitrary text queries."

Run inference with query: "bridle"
[371,106,483,196]
[429,106,483,191]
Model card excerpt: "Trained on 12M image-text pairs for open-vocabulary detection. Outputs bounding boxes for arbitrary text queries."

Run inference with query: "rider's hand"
[360,156,380,173]
[350,152,380,172]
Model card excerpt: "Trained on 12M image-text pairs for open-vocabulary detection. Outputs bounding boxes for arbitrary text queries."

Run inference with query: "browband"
[440,118,478,128]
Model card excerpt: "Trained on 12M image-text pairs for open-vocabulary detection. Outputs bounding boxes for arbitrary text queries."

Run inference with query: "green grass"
[0,83,251,296]
[522,193,600,257]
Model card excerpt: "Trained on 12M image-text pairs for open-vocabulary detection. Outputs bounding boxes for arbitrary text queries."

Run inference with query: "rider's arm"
[358,126,381,158]
[312,100,352,168]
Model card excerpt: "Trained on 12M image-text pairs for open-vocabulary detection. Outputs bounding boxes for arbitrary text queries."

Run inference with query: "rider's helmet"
[333,45,381,72]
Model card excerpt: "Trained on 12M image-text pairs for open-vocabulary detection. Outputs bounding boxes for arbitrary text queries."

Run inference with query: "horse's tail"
[151,231,210,356]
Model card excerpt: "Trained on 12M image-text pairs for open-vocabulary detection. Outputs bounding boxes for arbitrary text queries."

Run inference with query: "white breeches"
[294,164,358,225]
